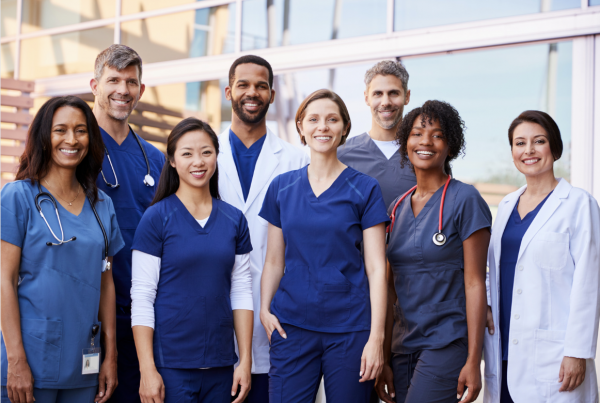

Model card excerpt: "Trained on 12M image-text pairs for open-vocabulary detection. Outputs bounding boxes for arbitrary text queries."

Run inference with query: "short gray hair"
[94,44,143,82]
[364,60,409,93]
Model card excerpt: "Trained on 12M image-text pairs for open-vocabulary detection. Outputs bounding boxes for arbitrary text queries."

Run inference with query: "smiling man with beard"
[217,55,309,403]
[338,60,416,209]
[90,44,165,403]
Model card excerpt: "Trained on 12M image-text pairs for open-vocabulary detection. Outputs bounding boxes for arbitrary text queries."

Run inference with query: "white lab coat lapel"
[218,130,245,206]
[244,129,281,213]
[516,179,569,262]
[491,188,525,280]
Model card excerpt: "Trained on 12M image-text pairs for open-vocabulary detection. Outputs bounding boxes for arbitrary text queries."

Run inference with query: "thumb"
[388,377,396,398]
[457,376,466,401]
[559,362,564,382]
[275,322,287,339]
[486,307,495,335]
[231,375,240,396]
[98,372,107,397]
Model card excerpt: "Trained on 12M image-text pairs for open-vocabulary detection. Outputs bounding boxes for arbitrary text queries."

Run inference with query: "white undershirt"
[369,134,400,160]
[130,217,253,329]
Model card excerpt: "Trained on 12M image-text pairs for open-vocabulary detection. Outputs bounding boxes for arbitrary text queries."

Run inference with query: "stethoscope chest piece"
[432,232,447,246]
[143,174,155,187]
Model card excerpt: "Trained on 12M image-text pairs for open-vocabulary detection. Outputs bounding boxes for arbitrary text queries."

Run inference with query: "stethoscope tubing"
[101,125,153,188]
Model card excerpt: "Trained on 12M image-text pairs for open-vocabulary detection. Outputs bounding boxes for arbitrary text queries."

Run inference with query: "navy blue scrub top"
[386,179,492,353]
[1,181,124,388]
[338,133,417,208]
[132,195,252,368]
[97,127,165,308]
[230,129,266,201]
[499,192,552,361]
[259,166,390,333]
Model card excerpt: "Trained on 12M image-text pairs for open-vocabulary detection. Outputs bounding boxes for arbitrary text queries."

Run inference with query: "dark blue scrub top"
[499,192,552,361]
[97,127,165,308]
[386,179,492,353]
[1,181,124,388]
[338,133,416,208]
[259,166,390,333]
[230,129,266,201]
[132,195,252,368]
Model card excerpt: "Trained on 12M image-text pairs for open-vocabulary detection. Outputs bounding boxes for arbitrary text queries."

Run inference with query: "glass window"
[242,0,387,51]
[122,0,216,15]
[1,42,16,78]
[590,0,600,5]
[121,4,236,64]
[1,0,18,37]
[20,26,114,80]
[21,0,116,34]
[394,0,581,31]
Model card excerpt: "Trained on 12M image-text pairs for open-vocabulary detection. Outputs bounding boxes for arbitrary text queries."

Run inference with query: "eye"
[535,139,546,144]
[328,118,338,122]
[202,150,213,156]
[308,118,317,122]
[515,141,525,146]
[182,152,192,156]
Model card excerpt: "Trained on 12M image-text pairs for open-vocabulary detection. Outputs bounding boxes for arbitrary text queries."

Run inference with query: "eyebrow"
[514,134,547,140]
[237,79,269,86]
[411,126,442,131]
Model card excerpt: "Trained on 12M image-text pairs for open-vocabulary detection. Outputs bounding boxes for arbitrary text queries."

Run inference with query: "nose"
[64,129,78,145]
[380,93,391,107]
[419,133,433,146]
[116,80,129,95]
[246,85,259,98]
[318,119,329,132]
[526,141,536,154]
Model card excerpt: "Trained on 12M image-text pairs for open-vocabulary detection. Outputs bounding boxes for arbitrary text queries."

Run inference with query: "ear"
[90,78,99,96]
[405,89,411,105]
[269,89,276,104]
[139,83,146,100]
[224,86,232,101]
[364,89,369,106]
[169,158,176,169]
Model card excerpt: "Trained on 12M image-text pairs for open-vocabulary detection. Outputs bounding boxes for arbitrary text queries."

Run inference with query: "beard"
[373,107,403,130]
[231,95,270,124]
[97,93,139,122]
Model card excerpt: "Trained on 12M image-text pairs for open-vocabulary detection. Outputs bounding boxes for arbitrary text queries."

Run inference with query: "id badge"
[82,347,101,374]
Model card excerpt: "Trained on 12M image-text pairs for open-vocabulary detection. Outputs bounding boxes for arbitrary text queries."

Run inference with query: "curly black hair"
[396,100,466,176]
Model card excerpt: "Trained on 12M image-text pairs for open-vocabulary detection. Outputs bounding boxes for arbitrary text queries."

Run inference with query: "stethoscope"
[100,125,155,188]
[35,183,111,271]
[387,175,451,246]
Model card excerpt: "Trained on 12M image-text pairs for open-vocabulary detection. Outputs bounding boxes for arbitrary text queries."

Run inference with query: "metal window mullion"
[14,0,23,79]
[582,0,589,9]
[387,0,394,34]
[114,0,122,44]
[235,0,242,53]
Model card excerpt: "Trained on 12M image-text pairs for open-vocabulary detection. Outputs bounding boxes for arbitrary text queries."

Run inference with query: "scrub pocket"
[20,318,62,382]
[276,265,309,324]
[319,265,351,325]
[533,232,569,270]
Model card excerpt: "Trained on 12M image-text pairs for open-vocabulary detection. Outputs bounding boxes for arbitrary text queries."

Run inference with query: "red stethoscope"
[386,175,451,246]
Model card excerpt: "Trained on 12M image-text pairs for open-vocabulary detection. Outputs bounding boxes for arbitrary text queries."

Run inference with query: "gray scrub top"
[338,133,416,209]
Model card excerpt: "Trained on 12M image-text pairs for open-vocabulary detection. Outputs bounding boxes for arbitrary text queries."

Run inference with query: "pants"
[269,324,374,403]
[158,366,234,403]
[500,361,515,403]
[1,386,97,403]
[108,308,141,403]
[243,373,268,403]
[391,338,468,403]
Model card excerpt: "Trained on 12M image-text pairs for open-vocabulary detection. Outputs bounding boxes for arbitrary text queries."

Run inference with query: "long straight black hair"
[151,118,220,205]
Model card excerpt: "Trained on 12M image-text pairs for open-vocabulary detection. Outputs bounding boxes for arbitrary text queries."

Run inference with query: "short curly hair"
[396,100,466,176]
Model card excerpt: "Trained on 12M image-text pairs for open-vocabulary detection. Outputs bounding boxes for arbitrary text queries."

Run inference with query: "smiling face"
[511,121,555,178]
[49,106,90,171]
[91,64,145,121]
[225,63,274,124]
[170,130,217,190]
[365,74,410,130]
[298,98,347,155]
[406,115,449,173]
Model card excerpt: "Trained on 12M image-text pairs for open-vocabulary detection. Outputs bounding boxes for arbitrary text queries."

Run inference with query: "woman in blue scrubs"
[1,96,124,403]
[131,118,254,403]
[376,100,491,403]
[260,89,390,403]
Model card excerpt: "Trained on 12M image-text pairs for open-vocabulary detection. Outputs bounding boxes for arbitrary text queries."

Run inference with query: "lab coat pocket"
[320,265,351,325]
[534,329,565,382]
[20,318,62,382]
[534,232,569,270]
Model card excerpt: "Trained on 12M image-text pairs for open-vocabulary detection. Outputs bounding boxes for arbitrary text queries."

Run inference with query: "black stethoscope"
[100,126,155,188]
[387,175,451,246]
[35,183,111,271]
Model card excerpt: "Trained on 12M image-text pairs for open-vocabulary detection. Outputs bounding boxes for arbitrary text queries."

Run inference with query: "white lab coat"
[217,127,310,374]
[484,178,600,403]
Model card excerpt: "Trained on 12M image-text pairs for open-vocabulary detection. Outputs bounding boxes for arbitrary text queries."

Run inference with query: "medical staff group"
[1,44,599,403]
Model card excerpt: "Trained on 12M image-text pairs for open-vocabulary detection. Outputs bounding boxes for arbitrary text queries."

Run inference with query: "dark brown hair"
[228,54,273,88]
[151,118,220,205]
[295,89,351,146]
[15,96,104,205]
[508,110,563,161]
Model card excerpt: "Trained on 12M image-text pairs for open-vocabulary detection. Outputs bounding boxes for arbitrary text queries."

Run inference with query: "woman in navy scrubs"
[131,118,254,403]
[1,96,124,403]
[376,100,491,403]
[259,89,390,403]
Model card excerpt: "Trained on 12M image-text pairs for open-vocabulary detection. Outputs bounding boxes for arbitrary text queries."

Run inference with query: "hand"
[231,363,251,403]
[139,368,165,403]
[360,336,384,383]
[486,306,495,335]
[457,359,482,402]
[375,363,396,403]
[6,357,35,403]
[559,356,586,392]
[95,355,118,403]
[260,309,286,343]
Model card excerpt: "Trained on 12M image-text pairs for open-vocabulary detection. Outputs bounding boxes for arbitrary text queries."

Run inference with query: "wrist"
[368,333,385,345]
[139,361,157,374]
[237,357,252,370]
[6,349,28,365]
[466,356,481,366]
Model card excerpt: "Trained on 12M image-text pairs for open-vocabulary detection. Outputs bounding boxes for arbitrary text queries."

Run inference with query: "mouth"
[522,158,541,165]
[377,109,398,118]
[415,150,435,158]
[314,136,332,143]
[190,170,207,179]
[110,98,132,107]
[59,148,80,156]
[242,100,262,113]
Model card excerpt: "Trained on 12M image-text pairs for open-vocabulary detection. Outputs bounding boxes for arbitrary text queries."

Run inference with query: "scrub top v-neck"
[1,180,124,388]
[386,179,492,353]
[259,166,390,333]
[229,129,266,201]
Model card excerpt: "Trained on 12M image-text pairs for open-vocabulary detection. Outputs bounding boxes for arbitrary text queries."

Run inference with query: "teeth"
[191,171,206,175]
[523,159,539,165]
[60,149,78,154]
[112,99,129,105]
[416,151,434,156]
[245,103,258,107]
[315,136,331,140]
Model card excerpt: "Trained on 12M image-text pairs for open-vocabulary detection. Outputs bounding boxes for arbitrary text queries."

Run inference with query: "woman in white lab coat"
[483,110,600,403]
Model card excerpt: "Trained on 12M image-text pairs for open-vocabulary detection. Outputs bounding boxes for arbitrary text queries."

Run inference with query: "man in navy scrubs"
[90,44,165,403]
[338,60,416,209]
[218,55,309,403]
